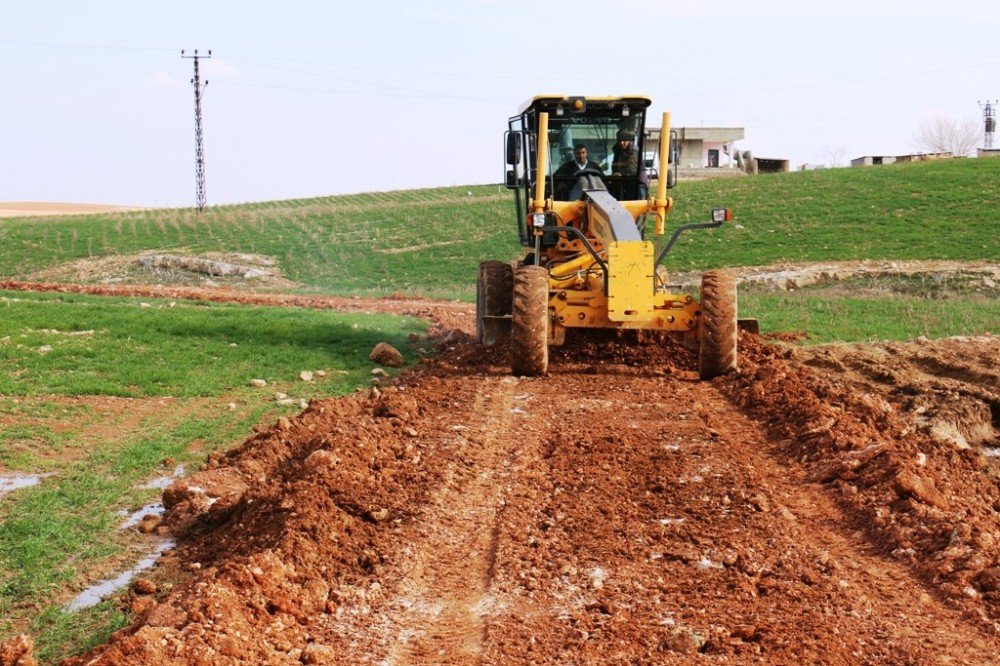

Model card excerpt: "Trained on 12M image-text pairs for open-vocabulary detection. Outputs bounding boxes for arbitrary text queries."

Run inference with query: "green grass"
[1,159,998,300]
[741,292,999,344]
[0,290,425,397]
[0,186,514,299]
[660,159,1000,271]
[0,404,275,664]
[0,424,66,470]
[0,290,426,663]
[30,601,128,665]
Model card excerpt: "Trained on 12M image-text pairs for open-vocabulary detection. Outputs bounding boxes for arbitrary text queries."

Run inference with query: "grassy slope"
[1,158,997,299]
[664,157,1000,270]
[0,188,514,299]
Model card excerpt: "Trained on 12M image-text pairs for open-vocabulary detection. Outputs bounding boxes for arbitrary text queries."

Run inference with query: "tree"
[821,144,847,167]
[914,116,981,157]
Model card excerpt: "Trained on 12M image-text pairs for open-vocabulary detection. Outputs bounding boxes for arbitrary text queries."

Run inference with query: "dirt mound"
[721,334,1000,609]
[792,335,999,451]
[61,328,1000,664]
[669,259,1000,292]
[25,252,299,290]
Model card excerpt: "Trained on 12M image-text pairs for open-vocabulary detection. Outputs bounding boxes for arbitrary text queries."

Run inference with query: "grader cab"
[477,95,744,378]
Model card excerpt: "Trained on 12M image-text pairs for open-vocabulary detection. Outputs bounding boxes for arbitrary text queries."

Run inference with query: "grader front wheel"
[510,265,549,376]
[698,270,738,380]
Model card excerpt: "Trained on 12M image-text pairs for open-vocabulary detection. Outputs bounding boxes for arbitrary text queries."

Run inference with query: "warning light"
[711,208,733,223]
[569,97,586,113]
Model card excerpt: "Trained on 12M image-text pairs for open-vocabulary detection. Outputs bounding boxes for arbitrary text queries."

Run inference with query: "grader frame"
[479,95,743,379]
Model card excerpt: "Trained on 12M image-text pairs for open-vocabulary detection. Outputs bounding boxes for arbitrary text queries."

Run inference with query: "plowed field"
[1,286,998,665]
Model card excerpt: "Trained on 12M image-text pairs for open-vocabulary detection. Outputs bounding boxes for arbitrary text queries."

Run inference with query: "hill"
[0,158,997,300]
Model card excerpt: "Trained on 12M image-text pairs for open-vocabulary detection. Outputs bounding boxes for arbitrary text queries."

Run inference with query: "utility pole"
[182,49,211,211]
[979,99,997,149]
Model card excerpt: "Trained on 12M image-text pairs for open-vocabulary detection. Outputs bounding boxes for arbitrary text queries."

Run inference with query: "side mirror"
[505,131,522,166]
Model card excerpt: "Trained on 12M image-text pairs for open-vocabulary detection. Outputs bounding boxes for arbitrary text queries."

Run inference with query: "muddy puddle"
[118,503,165,530]
[139,464,185,490]
[0,472,45,500]
[65,539,174,612]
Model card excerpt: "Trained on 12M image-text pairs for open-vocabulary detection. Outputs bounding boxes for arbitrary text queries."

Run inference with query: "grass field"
[0,291,424,662]
[0,158,997,662]
[1,158,997,299]
[663,157,1000,270]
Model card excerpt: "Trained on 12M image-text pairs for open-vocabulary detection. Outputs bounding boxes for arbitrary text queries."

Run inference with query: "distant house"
[851,155,897,167]
[895,152,953,163]
[852,152,952,167]
[646,126,745,168]
[755,158,790,174]
[977,148,1000,158]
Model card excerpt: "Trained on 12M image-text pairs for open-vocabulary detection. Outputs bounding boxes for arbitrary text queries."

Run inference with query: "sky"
[1,0,998,207]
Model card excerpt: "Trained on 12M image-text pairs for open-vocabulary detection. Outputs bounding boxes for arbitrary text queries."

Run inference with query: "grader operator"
[477,95,743,378]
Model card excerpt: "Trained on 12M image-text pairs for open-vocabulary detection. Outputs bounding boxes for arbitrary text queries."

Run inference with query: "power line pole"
[979,99,997,149]
[182,49,211,211]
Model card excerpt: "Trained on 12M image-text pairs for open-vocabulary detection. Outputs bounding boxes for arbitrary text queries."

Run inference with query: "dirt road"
[0,282,996,663]
[32,314,990,664]
[0,203,144,218]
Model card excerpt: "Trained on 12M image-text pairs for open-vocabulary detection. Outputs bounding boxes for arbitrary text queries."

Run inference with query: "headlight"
[532,212,546,228]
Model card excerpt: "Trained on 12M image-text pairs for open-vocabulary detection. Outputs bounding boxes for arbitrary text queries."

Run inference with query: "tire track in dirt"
[378,376,518,665]
[477,369,1000,663]
[485,369,991,664]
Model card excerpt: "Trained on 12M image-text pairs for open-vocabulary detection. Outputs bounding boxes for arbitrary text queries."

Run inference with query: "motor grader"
[478,95,743,378]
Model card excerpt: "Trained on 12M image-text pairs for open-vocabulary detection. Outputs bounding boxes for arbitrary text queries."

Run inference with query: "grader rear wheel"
[698,270,738,380]
[510,265,549,376]
[476,260,514,345]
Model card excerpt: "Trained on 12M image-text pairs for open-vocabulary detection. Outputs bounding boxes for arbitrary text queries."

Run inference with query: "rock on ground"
[369,342,404,367]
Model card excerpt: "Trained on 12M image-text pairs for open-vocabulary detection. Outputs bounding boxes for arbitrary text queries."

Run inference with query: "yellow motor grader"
[477,95,747,378]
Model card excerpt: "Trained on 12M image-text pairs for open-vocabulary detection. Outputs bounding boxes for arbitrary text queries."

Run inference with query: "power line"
[182,49,211,211]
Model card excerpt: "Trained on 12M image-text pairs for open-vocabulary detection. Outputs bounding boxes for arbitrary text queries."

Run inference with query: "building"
[852,152,952,167]
[851,155,897,167]
[895,152,953,163]
[755,158,790,174]
[646,126,745,170]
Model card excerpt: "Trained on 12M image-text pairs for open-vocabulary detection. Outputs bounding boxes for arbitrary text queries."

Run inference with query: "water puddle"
[65,539,175,612]
[0,473,45,500]
[118,502,166,530]
[139,464,186,490]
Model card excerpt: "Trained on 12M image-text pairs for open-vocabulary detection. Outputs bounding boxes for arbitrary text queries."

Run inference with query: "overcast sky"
[1,0,997,206]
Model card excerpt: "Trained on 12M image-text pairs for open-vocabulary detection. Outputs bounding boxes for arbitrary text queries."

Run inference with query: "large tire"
[698,270,738,380]
[510,265,549,376]
[476,260,513,345]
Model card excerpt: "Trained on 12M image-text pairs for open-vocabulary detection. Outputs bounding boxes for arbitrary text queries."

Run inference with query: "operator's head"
[574,144,587,163]
[617,129,635,145]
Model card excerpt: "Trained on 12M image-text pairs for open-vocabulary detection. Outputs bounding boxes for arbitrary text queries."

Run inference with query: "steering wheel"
[573,167,605,178]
